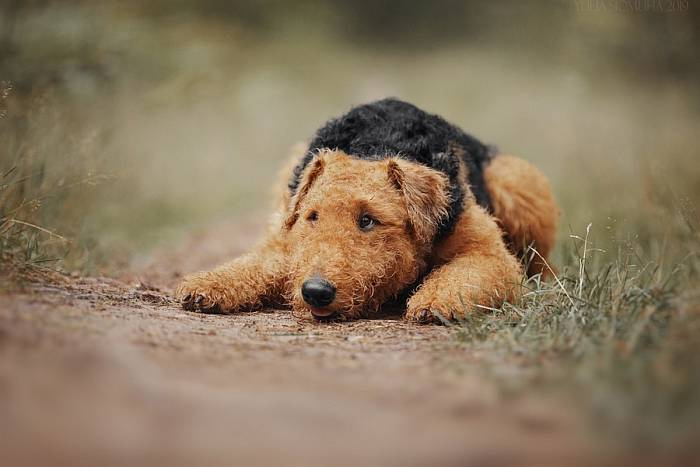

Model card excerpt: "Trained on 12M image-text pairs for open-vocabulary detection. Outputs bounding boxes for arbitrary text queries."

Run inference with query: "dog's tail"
[484,155,559,277]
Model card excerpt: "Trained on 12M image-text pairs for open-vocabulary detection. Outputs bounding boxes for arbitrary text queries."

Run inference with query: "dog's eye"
[358,214,378,231]
[306,211,318,222]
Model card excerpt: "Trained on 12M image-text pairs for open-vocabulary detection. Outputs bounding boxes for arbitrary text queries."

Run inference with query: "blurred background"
[1,0,698,272]
[2,2,700,465]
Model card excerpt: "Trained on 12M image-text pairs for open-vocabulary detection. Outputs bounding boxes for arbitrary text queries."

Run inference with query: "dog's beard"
[284,276,379,320]
[285,258,417,320]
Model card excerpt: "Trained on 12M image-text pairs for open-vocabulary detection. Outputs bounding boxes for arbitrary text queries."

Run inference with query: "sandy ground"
[0,220,623,467]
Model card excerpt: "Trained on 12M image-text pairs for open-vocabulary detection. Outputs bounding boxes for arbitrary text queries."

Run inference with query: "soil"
[0,219,615,467]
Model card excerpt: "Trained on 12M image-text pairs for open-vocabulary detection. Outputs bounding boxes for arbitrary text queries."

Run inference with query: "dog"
[177,98,558,323]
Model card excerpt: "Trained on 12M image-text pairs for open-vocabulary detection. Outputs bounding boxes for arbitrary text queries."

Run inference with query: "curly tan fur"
[177,149,557,323]
[484,155,559,276]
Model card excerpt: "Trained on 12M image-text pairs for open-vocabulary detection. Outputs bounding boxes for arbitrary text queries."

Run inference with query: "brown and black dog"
[177,98,558,323]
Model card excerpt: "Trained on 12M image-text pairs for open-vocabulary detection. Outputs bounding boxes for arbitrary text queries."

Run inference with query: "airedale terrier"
[177,98,558,323]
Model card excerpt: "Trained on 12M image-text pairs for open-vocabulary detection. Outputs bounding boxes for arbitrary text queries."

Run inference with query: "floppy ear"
[283,155,326,229]
[387,158,450,243]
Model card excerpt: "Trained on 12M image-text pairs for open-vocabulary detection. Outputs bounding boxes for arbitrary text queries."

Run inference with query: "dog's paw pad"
[405,307,438,324]
[416,308,433,324]
[177,286,224,313]
[180,293,195,310]
[192,294,222,313]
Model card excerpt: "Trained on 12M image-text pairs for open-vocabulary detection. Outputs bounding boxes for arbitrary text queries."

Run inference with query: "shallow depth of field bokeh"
[2,0,698,272]
[1,0,699,460]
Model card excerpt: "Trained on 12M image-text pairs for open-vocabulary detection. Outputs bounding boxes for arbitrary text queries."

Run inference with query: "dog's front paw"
[176,274,227,313]
[405,289,462,324]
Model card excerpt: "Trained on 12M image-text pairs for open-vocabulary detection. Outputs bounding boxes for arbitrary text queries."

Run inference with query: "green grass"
[451,217,700,453]
[0,82,108,273]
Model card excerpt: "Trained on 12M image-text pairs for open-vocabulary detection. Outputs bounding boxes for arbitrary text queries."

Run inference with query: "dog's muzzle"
[301,277,337,318]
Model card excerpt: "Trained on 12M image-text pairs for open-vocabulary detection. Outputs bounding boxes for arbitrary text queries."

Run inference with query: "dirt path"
[0,220,607,467]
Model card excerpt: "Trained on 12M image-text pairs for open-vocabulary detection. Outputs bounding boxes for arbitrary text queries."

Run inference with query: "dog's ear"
[387,158,450,243]
[283,154,326,229]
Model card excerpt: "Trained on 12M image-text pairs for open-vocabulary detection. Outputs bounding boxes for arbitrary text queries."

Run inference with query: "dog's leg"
[177,233,289,313]
[406,204,523,323]
[177,143,308,313]
[484,155,558,276]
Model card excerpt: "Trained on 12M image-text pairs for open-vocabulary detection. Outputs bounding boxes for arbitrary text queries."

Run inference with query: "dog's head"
[283,150,450,320]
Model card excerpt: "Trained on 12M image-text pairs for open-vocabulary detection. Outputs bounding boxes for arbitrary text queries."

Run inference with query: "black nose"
[301,277,336,308]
